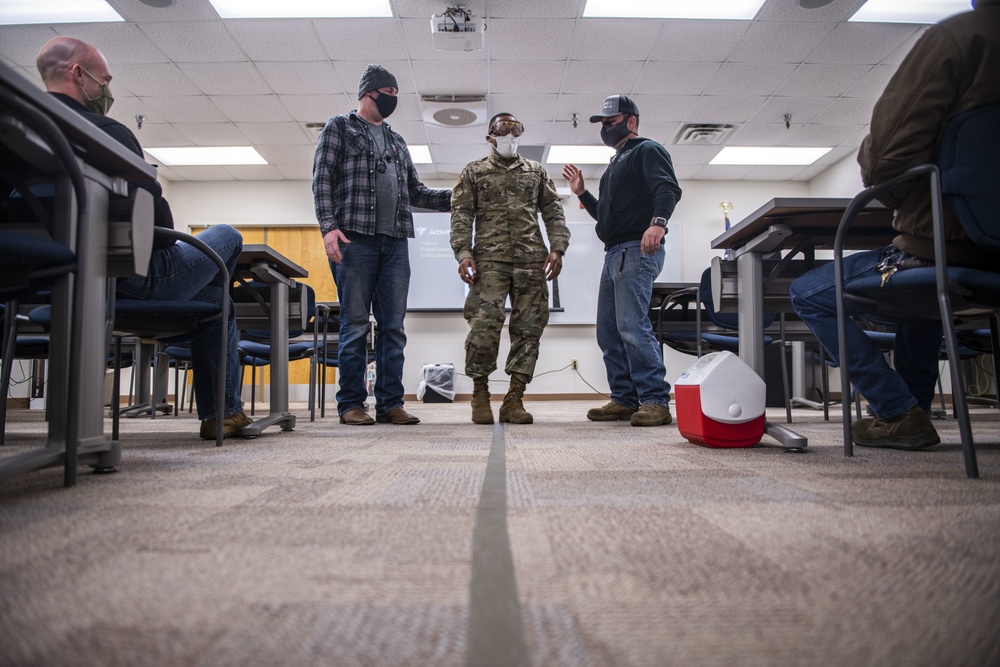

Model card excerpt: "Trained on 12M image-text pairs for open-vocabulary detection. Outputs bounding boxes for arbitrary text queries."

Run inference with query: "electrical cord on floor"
[456,363,610,398]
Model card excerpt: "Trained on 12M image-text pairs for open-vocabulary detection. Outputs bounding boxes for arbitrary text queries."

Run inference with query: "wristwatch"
[650,216,668,228]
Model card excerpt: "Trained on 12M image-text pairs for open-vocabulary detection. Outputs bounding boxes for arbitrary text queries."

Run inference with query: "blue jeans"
[117,225,244,421]
[334,233,410,417]
[597,241,670,409]
[789,248,942,420]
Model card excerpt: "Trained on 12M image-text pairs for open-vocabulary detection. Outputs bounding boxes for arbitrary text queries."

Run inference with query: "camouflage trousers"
[464,261,549,380]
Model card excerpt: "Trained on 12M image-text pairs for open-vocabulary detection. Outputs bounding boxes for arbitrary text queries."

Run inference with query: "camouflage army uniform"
[451,151,570,380]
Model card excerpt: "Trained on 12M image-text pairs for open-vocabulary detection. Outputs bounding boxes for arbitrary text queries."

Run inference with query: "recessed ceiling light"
[144,147,267,166]
[0,0,123,25]
[849,0,970,24]
[208,0,392,19]
[583,0,767,20]
[546,145,616,165]
[710,147,832,166]
[409,145,432,164]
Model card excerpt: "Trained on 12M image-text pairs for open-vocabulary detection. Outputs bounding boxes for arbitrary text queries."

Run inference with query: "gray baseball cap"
[589,95,640,122]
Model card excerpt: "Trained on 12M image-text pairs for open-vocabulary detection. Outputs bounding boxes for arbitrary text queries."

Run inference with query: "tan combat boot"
[471,376,494,424]
[499,373,533,424]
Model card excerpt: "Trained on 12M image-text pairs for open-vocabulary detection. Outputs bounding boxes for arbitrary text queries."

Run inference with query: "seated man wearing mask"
[35,36,250,440]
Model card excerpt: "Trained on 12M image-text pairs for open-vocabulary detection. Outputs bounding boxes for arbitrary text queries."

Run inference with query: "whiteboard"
[405,212,683,324]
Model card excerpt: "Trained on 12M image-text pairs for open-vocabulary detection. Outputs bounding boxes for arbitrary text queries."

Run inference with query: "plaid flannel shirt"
[312,111,451,238]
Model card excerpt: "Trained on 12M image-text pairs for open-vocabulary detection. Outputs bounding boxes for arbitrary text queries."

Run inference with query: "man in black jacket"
[36,36,250,440]
[563,95,682,427]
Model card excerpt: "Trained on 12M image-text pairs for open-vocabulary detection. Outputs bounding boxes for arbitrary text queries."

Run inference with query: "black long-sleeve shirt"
[50,92,175,249]
[580,137,682,250]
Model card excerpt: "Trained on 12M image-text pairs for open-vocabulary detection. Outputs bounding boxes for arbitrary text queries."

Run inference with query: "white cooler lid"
[675,351,766,423]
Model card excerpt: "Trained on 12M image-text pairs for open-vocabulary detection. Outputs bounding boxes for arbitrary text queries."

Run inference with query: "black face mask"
[370,92,397,119]
[600,117,632,148]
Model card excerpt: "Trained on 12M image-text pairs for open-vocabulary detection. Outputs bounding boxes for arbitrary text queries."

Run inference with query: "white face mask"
[491,134,518,158]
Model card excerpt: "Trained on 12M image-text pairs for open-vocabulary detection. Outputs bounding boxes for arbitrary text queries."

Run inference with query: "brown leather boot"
[471,376,494,424]
[499,373,533,424]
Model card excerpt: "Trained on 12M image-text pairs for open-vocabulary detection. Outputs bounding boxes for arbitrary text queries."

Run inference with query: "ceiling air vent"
[420,94,487,128]
[674,123,734,145]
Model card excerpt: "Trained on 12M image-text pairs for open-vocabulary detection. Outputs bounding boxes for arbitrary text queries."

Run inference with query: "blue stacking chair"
[834,103,1000,478]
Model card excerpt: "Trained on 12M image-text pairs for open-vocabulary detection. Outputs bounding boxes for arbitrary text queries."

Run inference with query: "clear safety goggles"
[490,119,524,137]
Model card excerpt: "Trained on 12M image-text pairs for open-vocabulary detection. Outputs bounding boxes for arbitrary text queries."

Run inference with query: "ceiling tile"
[132,123,190,148]
[280,94,354,123]
[139,21,246,62]
[489,20,575,60]
[648,20,748,62]
[111,63,200,97]
[727,123,792,147]
[563,61,641,95]
[224,19,329,62]
[628,96,700,124]
[843,65,896,99]
[236,122,314,146]
[749,96,836,125]
[142,95,228,124]
[706,63,798,97]
[257,61,345,96]
[727,21,835,64]
[313,19,409,61]
[425,125,492,145]
[209,95,294,123]
[178,62,271,96]
[410,60,488,95]
[224,164,286,180]
[569,20,662,61]
[491,61,565,94]
[634,62,722,96]
[490,94,560,122]
[774,64,873,98]
[0,25,62,66]
[693,164,753,180]
[788,124,866,147]
[685,96,767,124]
[55,22,168,64]
[807,23,920,66]
[255,144,317,166]
[744,165,810,180]
[811,97,875,126]
[166,166,236,180]
[488,0,582,19]
[275,163,315,180]
[173,122,250,146]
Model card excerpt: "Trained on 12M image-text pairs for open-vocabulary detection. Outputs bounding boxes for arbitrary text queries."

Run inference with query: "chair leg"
[112,336,122,442]
[1,300,19,446]
[779,314,791,424]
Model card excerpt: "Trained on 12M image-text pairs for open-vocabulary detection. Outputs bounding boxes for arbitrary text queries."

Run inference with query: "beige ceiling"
[0,0,929,183]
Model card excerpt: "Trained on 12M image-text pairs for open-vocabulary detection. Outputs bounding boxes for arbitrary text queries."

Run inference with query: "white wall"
[166,171,862,400]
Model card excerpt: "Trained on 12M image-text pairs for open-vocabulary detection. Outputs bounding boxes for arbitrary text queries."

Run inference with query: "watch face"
[652,217,667,227]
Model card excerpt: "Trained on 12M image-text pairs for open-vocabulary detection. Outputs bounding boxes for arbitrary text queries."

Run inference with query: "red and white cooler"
[674,351,766,448]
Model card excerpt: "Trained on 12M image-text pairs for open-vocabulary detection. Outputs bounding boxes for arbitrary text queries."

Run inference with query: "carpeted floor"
[1,401,998,666]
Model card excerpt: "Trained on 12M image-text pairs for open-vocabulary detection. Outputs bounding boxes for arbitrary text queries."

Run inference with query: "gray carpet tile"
[1,402,999,666]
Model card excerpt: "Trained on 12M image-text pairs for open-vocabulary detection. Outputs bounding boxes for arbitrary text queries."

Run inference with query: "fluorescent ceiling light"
[208,0,392,19]
[0,0,123,25]
[849,0,970,24]
[546,145,616,164]
[583,0,767,20]
[409,145,432,164]
[710,147,832,166]
[144,147,267,166]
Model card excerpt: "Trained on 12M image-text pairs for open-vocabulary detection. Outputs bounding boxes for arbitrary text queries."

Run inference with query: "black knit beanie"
[358,64,398,99]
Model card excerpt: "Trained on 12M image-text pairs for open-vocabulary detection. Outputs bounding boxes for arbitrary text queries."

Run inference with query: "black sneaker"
[853,406,940,450]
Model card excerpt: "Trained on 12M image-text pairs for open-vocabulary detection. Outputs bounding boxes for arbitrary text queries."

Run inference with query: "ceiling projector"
[431,6,484,52]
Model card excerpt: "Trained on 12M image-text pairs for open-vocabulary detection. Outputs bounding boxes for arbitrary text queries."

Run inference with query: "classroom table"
[710,197,895,450]
[0,62,155,485]
[234,244,308,437]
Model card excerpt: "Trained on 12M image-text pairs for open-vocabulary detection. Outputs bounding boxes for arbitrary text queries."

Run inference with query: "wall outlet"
[571,358,578,370]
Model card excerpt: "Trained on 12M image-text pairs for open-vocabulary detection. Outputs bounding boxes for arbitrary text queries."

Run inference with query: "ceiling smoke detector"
[674,123,735,145]
[420,94,487,127]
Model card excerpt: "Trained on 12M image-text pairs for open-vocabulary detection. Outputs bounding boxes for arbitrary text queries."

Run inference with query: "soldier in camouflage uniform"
[450,113,570,424]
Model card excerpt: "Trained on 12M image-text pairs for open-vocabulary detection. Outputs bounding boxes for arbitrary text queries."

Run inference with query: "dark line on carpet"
[466,422,531,667]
